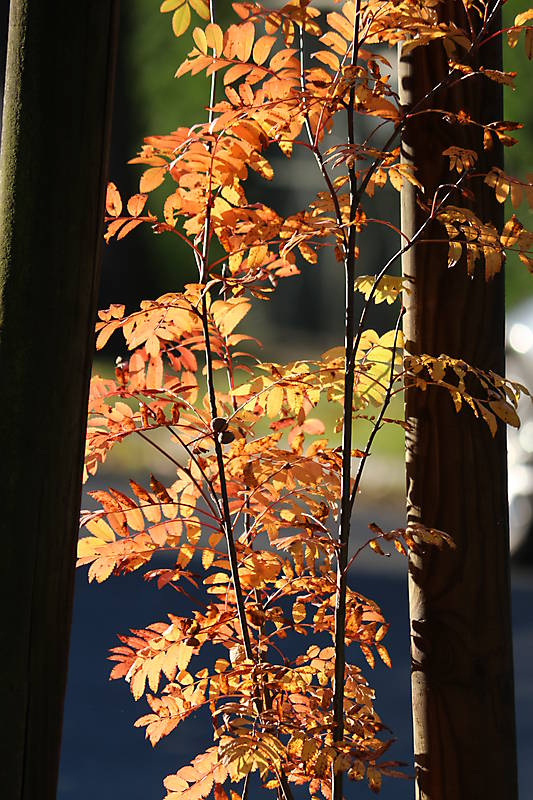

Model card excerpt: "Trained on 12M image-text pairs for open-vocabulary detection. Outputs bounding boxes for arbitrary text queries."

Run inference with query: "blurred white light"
[509,322,533,354]
[520,421,533,453]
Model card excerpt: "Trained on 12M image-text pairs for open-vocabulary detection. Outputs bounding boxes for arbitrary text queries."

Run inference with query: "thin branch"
[349,306,405,513]
[349,170,468,376]
[298,22,347,251]
[198,0,255,666]
[332,4,361,799]
[134,430,221,520]
[168,424,224,517]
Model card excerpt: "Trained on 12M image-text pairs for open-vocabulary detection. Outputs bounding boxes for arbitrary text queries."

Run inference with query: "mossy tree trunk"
[0,2,119,798]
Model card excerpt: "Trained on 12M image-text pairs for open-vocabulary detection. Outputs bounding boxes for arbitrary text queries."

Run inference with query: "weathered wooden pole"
[0,3,119,798]
[399,3,518,798]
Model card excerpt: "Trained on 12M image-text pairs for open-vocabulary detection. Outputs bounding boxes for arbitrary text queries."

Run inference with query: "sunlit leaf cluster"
[80,2,533,799]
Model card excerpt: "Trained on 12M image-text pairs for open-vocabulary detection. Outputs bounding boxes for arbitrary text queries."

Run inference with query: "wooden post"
[0,3,119,798]
[399,4,518,798]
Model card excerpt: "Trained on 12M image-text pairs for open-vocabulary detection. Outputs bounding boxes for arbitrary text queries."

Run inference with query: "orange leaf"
[376,643,391,668]
[193,26,208,55]
[106,182,122,217]
[104,218,126,243]
[205,23,224,54]
[117,219,145,240]
[312,49,340,71]
[236,21,255,62]
[360,644,375,669]
[270,48,298,72]
[253,35,276,66]
[140,166,167,193]
[150,474,173,503]
[127,193,148,217]
[224,63,252,86]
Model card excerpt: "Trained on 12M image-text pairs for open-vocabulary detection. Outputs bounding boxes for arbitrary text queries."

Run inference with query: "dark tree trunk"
[0,2,119,798]
[399,4,518,799]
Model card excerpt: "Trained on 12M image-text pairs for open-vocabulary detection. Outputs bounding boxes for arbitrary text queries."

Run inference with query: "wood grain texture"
[399,4,518,798]
[0,3,119,798]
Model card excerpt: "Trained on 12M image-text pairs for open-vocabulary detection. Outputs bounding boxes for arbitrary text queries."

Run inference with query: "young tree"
[78,2,532,798]
[0,3,119,799]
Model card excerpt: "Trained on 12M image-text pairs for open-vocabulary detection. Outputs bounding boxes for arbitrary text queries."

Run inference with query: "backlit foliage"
[79,2,532,798]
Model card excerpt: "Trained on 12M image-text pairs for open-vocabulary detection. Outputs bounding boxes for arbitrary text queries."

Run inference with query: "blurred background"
[1,1,531,798]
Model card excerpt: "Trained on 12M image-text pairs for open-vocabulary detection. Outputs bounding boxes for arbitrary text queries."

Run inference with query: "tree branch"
[332,4,361,798]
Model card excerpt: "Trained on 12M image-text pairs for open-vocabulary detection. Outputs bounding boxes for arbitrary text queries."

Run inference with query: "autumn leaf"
[85,517,116,543]
[127,193,148,217]
[140,166,167,193]
[489,399,520,428]
[106,182,122,217]
[172,3,191,37]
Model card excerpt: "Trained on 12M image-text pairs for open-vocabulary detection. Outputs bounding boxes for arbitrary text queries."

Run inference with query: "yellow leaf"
[192,26,208,55]
[489,399,520,428]
[388,166,403,191]
[211,298,251,336]
[131,668,147,701]
[189,0,210,21]
[85,518,116,542]
[205,23,223,55]
[292,602,306,623]
[77,536,103,557]
[178,543,195,567]
[247,244,268,271]
[124,506,145,532]
[147,652,165,693]
[172,4,191,37]
[354,275,406,305]
[177,643,194,671]
[160,0,185,11]
[266,385,284,418]
[515,9,533,26]
[378,329,404,349]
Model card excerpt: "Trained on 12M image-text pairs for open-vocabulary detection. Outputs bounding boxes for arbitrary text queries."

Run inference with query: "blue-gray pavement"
[58,503,533,799]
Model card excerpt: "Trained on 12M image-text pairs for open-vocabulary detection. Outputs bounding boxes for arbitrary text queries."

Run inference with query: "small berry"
[210,416,228,433]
